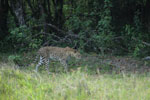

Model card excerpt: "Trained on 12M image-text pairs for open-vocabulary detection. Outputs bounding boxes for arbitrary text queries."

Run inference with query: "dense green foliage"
[0,0,150,56]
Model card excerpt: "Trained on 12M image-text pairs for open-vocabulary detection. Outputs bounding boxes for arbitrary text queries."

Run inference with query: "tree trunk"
[145,0,150,33]
[10,0,26,26]
[141,0,150,33]
[52,0,64,29]
[0,0,9,40]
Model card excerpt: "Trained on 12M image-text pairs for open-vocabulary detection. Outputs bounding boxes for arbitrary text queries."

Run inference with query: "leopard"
[35,46,81,73]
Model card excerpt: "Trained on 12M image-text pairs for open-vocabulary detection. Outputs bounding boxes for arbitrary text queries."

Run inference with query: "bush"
[64,0,114,54]
[7,25,42,52]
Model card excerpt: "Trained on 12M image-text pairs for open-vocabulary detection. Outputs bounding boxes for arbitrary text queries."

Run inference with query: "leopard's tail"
[33,55,40,64]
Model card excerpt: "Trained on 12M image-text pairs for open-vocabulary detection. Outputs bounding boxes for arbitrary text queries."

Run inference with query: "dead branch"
[31,23,94,47]
[47,23,65,33]
[132,37,150,47]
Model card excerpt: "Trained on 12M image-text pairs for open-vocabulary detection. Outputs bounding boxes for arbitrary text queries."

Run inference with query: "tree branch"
[132,37,150,46]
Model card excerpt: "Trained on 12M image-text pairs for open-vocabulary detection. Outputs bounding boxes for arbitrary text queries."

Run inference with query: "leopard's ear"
[65,46,69,48]
[65,46,71,49]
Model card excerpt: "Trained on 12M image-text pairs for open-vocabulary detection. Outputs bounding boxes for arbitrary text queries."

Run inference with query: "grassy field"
[0,63,150,100]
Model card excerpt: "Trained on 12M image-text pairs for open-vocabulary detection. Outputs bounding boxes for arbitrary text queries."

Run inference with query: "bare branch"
[47,23,65,33]
[132,37,150,47]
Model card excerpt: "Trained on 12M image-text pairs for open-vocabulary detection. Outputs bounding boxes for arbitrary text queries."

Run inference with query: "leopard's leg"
[36,56,44,72]
[45,58,51,74]
[61,60,68,72]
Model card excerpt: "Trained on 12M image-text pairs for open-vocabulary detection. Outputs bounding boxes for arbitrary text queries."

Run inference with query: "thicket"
[1,0,150,57]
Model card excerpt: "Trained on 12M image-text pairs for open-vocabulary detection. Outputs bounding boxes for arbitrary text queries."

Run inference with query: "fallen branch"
[31,23,103,48]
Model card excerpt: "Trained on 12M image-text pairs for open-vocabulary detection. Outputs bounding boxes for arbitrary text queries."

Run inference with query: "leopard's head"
[65,47,81,59]
[72,50,81,59]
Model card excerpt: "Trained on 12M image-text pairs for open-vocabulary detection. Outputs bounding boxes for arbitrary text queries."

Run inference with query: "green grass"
[0,63,150,100]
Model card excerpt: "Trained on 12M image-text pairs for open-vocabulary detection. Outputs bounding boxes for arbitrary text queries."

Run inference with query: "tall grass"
[0,63,150,100]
